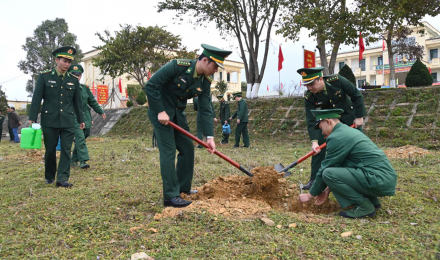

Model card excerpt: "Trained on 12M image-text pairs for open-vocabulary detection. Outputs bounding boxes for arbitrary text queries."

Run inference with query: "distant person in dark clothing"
[7,106,15,141]
[0,110,5,142]
[9,107,21,143]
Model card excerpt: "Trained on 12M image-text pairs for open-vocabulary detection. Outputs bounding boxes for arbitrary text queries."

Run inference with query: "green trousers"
[321,167,380,208]
[234,122,249,147]
[42,126,75,182]
[150,116,195,200]
[8,126,14,141]
[0,127,2,142]
[71,127,91,162]
[310,125,363,180]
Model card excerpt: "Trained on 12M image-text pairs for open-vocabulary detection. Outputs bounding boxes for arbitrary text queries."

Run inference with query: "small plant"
[405,58,433,87]
[127,100,133,107]
[338,64,356,85]
[136,91,147,105]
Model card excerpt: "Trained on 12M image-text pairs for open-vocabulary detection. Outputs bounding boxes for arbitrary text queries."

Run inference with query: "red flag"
[278,45,284,71]
[147,71,152,80]
[382,40,385,51]
[118,78,122,93]
[359,32,365,61]
[281,83,283,89]
[267,84,269,91]
[429,68,432,74]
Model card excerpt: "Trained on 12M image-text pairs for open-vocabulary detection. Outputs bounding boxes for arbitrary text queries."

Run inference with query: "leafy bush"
[127,100,133,107]
[338,64,356,85]
[405,59,433,87]
[136,91,147,105]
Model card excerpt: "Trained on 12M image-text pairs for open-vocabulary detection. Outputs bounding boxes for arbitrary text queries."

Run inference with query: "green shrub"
[127,100,133,107]
[136,91,147,105]
[405,59,433,87]
[338,64,356,85]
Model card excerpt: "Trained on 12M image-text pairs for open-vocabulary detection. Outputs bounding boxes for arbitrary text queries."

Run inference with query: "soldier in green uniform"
[28,46,85,188]
[217,94,230,144]
[193,96,217,148]
[0,110,5,142]
[230,92,249,148]
[68,64,106,169]
[7,106,14,141]
[145,44,232,208]
[298,67,367,190]
[299,109,397,219]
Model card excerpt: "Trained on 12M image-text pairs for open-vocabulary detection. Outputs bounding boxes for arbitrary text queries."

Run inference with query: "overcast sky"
[1,0,439,101]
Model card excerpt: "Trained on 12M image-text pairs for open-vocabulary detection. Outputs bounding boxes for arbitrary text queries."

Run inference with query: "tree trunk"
[316,35,330,75]
[328,41,341,74]
[386,21,396,87]
[250,83,260,99]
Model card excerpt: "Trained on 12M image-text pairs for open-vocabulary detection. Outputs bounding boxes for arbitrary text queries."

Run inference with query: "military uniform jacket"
[29,69,84,128]
[219,101,230,123]
[75,84,104,129]
[231,99,248,122]
[310,123,397,196]
[304,75,366,141]
[145,59,214,136]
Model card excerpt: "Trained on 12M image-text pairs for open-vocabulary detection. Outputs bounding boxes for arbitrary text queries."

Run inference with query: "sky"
[0,0,439,101]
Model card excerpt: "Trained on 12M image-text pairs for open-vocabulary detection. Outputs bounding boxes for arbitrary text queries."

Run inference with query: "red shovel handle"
[167,121,254,177]
[280,124,356,172]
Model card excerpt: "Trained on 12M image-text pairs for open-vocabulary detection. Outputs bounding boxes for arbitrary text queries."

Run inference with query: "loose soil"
[384,145,430,159]
[155,167,340,220]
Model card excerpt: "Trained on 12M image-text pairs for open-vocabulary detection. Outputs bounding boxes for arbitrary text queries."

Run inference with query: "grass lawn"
[0,136,439,259]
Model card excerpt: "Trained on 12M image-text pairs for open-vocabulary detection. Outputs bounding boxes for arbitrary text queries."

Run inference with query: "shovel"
[167,121,254,177]
[275,124,356,177]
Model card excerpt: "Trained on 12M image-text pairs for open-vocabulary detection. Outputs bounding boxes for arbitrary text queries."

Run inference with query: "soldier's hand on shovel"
[158,111,170,125]
[353,117,364,128]
[206,138,216,154]
[312,142,321,154]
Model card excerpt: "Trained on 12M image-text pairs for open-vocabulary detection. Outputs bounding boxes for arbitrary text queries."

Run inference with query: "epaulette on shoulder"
[82,84,89,88]
[177,59,191,66]
[304,90,312,100]
[69,72,79,79]
[41,70,51,74]
[205,75,213,83]
[325,74,339,83]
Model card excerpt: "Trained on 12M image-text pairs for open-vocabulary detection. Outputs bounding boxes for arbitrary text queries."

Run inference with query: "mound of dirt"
[384,145,430,159]
[155,167,340,220]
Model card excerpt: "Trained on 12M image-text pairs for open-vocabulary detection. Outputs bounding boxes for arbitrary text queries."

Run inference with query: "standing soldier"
[145,44,232,208]
[7,106,15,141]
[194,96,216,148]
[298,67,367,190]
[28,46,85,188]
[68,64,106,169]
[217,94,230,144]
[0,110,5,142]
[230,92,249,148]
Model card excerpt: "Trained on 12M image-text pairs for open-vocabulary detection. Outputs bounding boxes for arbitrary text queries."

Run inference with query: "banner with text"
[304,49,316,68]
[97,85,108,104]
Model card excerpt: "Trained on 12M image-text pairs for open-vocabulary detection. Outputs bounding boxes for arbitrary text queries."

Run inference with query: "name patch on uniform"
[67,82,74,85]
[179,77,187,84]
[48,80,57,83]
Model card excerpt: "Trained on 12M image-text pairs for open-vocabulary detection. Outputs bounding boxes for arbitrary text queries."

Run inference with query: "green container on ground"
[20,125,42,149]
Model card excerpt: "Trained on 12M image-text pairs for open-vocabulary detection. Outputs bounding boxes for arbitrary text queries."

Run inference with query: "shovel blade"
[275,163,292,178]
[274,163,285,173]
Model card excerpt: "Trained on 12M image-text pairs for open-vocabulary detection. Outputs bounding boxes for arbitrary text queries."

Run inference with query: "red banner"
[97,85,108,104]
[304,49,315,68]
[377,67,412,75]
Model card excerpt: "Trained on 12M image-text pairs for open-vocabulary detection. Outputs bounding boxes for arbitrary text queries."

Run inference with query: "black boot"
[164,196,192,207]
[302,180,315,190]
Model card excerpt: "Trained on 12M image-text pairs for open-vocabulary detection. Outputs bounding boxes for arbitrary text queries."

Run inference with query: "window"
[432,72,438,83]
[227,72,230,82]
[358,79,366,88]
[430,49,438,61]
[339,62,345,70]
[219,72,223,80]
[378,56,383,66]
[360,59,366,71]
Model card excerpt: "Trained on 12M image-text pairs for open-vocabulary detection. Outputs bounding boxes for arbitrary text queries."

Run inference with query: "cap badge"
[301,72,307,76]
[67,49,73,54]
[73,66,78,70]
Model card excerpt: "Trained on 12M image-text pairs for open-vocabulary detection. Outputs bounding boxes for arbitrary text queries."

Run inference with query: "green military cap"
[68,64,84,74]
[201,44,232,69]
[311,108,344,129]
[52,46,76,60]
[232,92,242,98]
[217,94,224,99]
[297,67,324,85]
